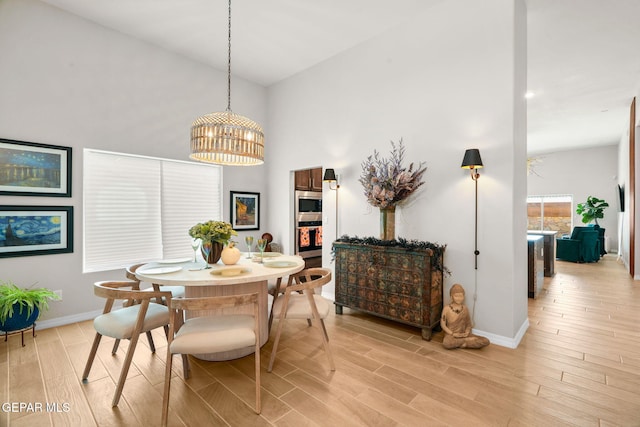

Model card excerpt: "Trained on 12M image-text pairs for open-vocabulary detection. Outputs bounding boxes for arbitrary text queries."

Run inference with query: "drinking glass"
[256,238,267,263]
[201,241,212,269]
[191,238,200,262]
[245,235,254,258]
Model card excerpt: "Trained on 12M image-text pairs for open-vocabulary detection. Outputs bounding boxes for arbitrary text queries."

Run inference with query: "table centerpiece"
[188,220,237,264]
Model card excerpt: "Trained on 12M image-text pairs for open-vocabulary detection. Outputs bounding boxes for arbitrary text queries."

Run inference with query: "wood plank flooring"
[1,254,639,426]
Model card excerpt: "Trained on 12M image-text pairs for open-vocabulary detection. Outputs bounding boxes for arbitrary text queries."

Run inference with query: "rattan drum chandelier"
[190,0,264,166]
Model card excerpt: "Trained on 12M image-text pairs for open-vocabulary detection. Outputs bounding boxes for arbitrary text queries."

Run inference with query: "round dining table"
[135,254,305,361]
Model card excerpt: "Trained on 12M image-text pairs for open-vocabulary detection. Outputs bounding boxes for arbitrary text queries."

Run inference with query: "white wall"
[266,0,529,345]
[0,0,268,324]
[527,144,620,250]
[0,0,530,346]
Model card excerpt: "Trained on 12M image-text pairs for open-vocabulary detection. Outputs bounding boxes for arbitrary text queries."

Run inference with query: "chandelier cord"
[226,0,232,112]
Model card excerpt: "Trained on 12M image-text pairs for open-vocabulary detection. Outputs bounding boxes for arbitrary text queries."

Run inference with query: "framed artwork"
[0,206,73,258]
[230,191,260,230]
[0,138,72,197]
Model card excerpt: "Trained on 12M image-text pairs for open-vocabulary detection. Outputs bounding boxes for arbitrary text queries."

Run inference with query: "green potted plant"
[576,196,609,226]
[188,220,237,264]
[0,280,60,333]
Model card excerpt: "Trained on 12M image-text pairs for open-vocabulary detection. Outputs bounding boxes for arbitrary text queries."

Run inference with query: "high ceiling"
[39,0,640,154]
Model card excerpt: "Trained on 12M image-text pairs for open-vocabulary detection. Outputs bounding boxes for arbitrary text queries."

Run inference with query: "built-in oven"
[295,191,323,259]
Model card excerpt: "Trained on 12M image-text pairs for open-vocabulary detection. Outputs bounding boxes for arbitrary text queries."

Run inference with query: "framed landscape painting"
[0,138,72,197]
[230,191,260,230]
[0,206,74,258]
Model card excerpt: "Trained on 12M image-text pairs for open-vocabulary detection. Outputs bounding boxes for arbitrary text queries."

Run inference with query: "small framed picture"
[230,191,260,230]
[0,206,74,258]
[0,138,72,197]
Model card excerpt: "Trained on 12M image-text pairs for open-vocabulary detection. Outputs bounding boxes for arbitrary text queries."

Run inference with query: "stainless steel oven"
[295,191,323,259]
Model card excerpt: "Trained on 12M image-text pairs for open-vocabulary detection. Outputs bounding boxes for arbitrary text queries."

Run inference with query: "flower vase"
[380,205,396,240]
[202,241,224,264]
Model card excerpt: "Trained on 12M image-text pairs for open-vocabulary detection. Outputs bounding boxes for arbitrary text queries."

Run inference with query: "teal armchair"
[556,227,600,263]
[591,225,606,256]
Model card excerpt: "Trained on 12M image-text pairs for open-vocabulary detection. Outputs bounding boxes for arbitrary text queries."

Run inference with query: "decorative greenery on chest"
[333,235,449,275]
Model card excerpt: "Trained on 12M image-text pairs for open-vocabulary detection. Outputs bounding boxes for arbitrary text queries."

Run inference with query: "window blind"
[83,149,222,272]
[161,161,222,259]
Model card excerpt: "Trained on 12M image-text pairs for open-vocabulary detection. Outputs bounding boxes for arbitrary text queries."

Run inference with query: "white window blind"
[161,161,222,259]
[83,149,222,272]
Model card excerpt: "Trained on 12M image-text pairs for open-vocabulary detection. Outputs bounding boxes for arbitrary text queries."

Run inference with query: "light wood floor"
[1,254,639,426]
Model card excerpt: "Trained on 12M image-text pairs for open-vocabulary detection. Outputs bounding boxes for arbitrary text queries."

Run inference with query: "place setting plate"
[251,252,282,262]
[155,257,191,264]
[263,260,298,268]
[138,266,182,275]
[210,266,252,277]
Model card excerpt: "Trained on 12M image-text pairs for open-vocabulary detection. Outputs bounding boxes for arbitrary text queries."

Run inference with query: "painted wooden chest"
[333,242,444,340]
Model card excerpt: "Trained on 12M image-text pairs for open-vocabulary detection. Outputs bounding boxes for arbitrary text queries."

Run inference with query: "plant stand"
[2,322,36,347]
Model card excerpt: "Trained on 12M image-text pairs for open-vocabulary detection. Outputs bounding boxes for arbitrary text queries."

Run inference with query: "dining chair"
[107,263,184,355]
[161,292,261,426]
[82,281,172,407]
[267,268,334,372]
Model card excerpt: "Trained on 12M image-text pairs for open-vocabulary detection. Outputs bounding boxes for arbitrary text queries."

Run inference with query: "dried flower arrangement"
[358,139,427,209]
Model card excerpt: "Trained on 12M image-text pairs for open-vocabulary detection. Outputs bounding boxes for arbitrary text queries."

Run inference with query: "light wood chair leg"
[268,277,283,332]
[267,328,281,372]
[161,348,173,427]
[317,320,335,371]
[320,318,330,341]
[267,300,288,372]
[111,339,120,354]
[111,333,141,407]
[251,300,261,414]
[254,338,261,414]
[306,291,335,371]
[82,333,103,381]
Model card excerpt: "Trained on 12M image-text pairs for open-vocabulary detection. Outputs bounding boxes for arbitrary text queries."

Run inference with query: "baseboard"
[35,309,103,331]
[472,318,529,349]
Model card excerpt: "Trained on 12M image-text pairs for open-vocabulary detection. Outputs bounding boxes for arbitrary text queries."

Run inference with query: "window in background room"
[83,149,222,273]
[527,194,573,237]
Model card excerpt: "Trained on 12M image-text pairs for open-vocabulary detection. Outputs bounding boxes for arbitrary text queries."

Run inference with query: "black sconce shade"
[461,149,483,169]
[323,168,337,182]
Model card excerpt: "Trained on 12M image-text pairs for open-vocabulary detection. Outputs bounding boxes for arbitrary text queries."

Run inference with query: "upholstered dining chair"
[82,281,172,407]
[107,263,185,355]
[161,293,261,426]
[267,268,334,373]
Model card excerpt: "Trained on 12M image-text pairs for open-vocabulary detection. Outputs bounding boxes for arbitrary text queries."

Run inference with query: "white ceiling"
[39,0,640,154]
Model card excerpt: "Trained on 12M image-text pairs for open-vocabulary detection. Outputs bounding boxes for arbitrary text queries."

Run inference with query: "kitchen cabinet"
[295,168,323,191]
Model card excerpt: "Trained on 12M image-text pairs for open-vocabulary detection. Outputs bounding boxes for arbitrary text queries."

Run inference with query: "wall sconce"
[323,168,340,239]
[461,148,483,180]
[323,168,339,190]
[461,149,483,269]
